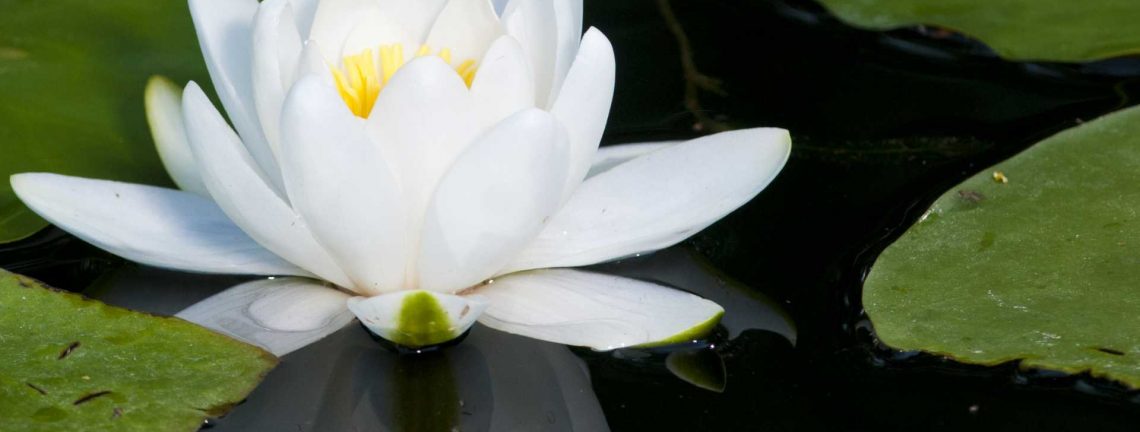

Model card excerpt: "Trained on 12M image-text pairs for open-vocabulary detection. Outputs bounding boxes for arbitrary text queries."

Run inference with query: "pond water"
[4,0,1140,430]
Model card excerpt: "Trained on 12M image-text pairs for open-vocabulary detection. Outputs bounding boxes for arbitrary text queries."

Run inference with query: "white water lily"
[10,0,791,354]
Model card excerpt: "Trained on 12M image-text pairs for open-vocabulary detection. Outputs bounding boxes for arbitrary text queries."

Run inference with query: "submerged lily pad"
[0,269,276,431]
[0,0,207,243]
[815,0,1140,62]
[865,105,1140,387]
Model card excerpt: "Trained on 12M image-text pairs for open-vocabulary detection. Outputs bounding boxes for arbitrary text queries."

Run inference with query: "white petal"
[424,0,502,65]
[472,269,724,350]
[611,247,797,343]
[294,39,334,82]
[288,0,320,36]
[177,277,353,356]
[182,82,353,288]
[500,0,556,107]
[418,109,568,293]
[280,77,408,295]
[378,0,448,42]
[469,35,536,128]
[145,76,208,196]
[586,141,678,179]
[340,4,413,56]
[505,128,792,272]
[307,0,369,61]
[188,0,286,195]
[366,57,480,265]
[10,173,305,276]
[252,0,304,159]
[347,290,488,347]
[309,0,444,59]
[367,57,478,192]
[549,28,615,200]
[547,0,583,105]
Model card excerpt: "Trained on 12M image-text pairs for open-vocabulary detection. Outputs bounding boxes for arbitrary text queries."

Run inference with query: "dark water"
[5,0,1140,430]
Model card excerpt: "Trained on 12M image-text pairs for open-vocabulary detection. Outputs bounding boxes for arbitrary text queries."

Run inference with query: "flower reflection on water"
[88,246,794,431]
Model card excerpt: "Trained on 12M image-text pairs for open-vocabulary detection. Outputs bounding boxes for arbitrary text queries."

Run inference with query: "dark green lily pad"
[816,0,1140,62]
[865,105,1140,387]
[0,269,276,431]
[0,0,208,243]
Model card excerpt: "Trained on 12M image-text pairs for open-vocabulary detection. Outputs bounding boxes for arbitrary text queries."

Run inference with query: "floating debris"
[74,391,112,406]
[957,190,986,203]
[25,383,47,396]
[58,341,81,359]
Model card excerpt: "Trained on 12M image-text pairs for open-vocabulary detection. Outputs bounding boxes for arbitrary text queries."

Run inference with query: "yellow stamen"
[330,49,381,118]
[455,60,477,87]
[330,44,478,118]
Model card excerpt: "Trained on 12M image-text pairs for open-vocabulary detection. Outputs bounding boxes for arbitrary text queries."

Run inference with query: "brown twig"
[26,382,48,395]
[74,390,112,405]
[656,0,730,133]
[58,341,81,360]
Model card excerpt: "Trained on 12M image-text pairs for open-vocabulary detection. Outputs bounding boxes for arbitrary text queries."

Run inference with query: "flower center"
[330,44,477,118]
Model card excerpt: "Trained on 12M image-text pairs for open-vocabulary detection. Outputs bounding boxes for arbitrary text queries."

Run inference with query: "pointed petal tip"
[147,75,211,196]
[580,27,614,58]
[739,126,794,179]
[583,26,609,41]
[180,80,210,113]
[11,172,71,203]
[10,172,49,205]
[375,55,474,101]
[146,76,182,121]
[762,126,793,156]
[10,171,36,189]
[635,308,724,349]
[399,55,462,81]
[283,74,337,109]
[146,75,179,95]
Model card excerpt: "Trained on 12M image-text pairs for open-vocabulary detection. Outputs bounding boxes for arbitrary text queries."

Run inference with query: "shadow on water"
[5,0,1140,430]
[78,245,792,432]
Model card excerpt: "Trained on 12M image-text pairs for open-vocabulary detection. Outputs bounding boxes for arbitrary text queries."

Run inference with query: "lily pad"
[0,0,208,243]
[865,105,1140,387]
[815,0,1140,62]
[0,269,276,431]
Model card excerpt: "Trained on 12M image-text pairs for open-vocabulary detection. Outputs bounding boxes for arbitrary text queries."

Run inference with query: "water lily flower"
[10,0,790,355]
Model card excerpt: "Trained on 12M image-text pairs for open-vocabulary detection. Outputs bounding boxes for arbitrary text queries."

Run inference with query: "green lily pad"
[815,0,1140,62]
[0,269,276,431]
[865,105,1140,387]
[0,0,208,243]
